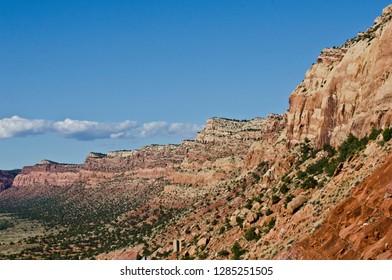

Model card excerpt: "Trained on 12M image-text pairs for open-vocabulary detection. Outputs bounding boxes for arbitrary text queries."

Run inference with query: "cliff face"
[287,5,392,148]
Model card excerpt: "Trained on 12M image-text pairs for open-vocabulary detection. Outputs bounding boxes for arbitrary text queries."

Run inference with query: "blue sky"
[1,0,390,169]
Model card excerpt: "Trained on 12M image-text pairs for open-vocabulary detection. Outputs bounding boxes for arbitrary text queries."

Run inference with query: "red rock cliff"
[287,5,392,148]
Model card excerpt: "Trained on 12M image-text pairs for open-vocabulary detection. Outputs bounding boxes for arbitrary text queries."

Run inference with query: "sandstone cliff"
[287,5,392,148]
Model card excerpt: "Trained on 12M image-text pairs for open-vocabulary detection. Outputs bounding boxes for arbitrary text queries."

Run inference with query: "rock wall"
[287,5,392,148]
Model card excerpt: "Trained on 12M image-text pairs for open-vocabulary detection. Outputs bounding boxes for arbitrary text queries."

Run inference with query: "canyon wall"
[287,5,392,148]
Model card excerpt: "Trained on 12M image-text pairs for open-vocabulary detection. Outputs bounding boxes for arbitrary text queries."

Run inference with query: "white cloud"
[0,116,202,141]
[0,116,51,138]
[52,118,138,140]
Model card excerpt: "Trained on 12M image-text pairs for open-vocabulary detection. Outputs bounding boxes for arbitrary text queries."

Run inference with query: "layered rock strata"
[287,5,392,147]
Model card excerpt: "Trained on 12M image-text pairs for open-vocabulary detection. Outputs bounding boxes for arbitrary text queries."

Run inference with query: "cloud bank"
[0,116,203,141]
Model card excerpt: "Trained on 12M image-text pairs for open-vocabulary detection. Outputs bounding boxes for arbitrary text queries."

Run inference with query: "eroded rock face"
[287,6,392,148]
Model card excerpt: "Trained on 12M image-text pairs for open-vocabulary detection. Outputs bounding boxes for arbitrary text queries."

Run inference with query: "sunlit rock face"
[287,5,392,148]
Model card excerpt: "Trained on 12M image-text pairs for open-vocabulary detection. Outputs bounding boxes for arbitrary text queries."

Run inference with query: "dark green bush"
[231,242,246,260]
[244,227,259,241]
[325,159,339,177]
[323,143,336,157]
[302,176,317,189]
[306,157,329,175]
[271,194,281,204]
[383,127,392,142]
[369,128,382,140]
[266,209,273,216]
[285,194,295,205]
[338,133,363,162]
[279,184,290,194]
[236,216,244,228]
[217,249,230,257]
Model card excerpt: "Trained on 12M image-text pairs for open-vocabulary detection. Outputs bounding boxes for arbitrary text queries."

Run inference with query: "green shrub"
[245,200,253,210]
[285,194,294,205]
[279,184,289,194]
[338,133,363,162]
[306,157,329,175]
[251,173,260,182]
[302,177,317,189]
[369,128,382,140]
[264,217,276,234]
[231,242,246,260]
[236,216,244,228]
[322,143,336,157]
[271,195,281,204]
[217,249,230,257]
[383,127,392,142]
[296,170,307,180]
[325,159,339,177]
[244,227,259,241]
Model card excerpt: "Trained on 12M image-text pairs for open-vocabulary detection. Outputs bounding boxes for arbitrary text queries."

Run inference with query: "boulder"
[287,195,308,214]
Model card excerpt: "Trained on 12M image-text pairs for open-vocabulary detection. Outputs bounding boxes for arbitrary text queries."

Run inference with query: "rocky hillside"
[1,5,392,260]
[280,151,392,260]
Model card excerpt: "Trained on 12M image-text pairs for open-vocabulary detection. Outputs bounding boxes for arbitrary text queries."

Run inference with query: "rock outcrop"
[287,5,392,148]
